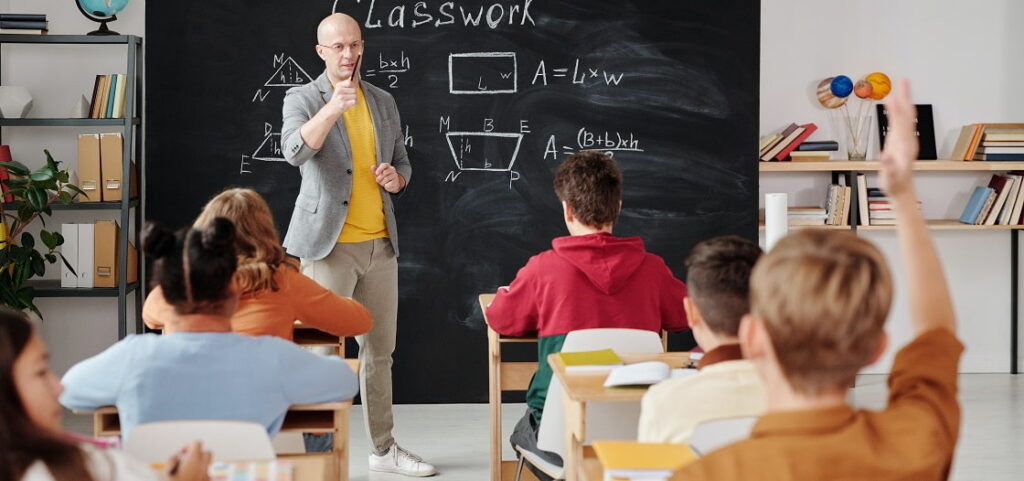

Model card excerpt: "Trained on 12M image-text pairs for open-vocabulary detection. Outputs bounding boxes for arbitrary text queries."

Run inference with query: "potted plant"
[0,149,86,317]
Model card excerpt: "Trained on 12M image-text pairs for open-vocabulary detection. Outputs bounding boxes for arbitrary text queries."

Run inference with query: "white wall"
[2,0,144,374]
[761,0,1024,373]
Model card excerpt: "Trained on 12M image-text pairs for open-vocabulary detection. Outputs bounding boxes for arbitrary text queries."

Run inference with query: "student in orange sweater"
[143,188,371,341]
[678,79,962,480]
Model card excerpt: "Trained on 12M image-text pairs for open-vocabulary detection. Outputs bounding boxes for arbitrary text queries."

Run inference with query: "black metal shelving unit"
[0,34,143,339]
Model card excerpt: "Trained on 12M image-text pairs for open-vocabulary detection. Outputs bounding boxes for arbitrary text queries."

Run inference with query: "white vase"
[0,86,33,118]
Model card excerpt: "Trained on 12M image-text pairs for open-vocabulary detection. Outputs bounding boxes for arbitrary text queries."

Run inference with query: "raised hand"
[878,78,919,200]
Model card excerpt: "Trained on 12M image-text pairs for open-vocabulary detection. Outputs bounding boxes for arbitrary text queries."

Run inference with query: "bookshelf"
[0,35,143,339]
[761,159,1019,373]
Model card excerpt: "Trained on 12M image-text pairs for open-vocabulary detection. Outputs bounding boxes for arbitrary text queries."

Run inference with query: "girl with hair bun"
[59,220,359,438]
[142,188,372,341]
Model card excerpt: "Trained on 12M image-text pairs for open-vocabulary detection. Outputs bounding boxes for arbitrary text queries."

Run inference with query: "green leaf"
[1,161,30,177]
[16,287,37,316]
[58,191,72,204]
[57,171,69,183]
[26,188,46,211]
[44,253,55,263]
[30,256,44,276]
[44,149,58,172]
[20,232,33,249]
[65,184,88,199]
[17,203,31,222]
[3,178,27,188]
[39,230,56,250]
[59,253,76,276]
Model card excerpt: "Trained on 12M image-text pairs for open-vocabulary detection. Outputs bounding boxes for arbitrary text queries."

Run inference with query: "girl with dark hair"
[0,307,210,481]
[58,219,358,437]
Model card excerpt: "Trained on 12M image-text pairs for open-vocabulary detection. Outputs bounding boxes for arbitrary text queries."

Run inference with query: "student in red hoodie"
[485,150,689,476]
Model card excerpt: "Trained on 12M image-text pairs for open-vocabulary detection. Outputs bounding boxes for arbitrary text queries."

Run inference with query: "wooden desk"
[78,361,358,481]
[481,293,675,481]
[549,352,692,481]
[294,322,346,357]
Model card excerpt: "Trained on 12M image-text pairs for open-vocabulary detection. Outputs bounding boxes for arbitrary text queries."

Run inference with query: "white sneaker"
[368,444,438,477]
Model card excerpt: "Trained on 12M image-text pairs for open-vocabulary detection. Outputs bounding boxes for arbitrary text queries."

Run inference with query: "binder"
[93,220,137,288]
[77,134,101,202]
[78,223,95,288]
[60,224,78,288]
[99,133,136,201]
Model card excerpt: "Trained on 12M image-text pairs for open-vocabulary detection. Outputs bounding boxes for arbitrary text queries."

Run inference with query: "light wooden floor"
[64,374,1023,480]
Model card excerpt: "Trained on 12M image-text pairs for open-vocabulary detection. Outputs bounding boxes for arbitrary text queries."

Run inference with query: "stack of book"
[0,14,47,34]
[789,140,838,161]
[825,184,852,226]
[866,187,922,226]
[950,123,1024,161]
[867,188,895,226]
[759,122,818,162]
[788,207,827,226]
[88,74,128,119]
[959,173,1024,225]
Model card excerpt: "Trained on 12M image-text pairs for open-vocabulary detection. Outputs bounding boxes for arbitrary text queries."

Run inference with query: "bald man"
[281,14,435,477]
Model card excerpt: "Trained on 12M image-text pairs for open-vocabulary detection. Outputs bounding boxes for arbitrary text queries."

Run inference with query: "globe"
[75,0,131,35]
[78,0,129,18]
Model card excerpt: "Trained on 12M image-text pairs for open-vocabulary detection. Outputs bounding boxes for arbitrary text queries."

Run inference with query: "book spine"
[0,20,47,29]
[0,145,12,203]
[105,74,118,118]
[0,14,47,21]
[774,124,818,161]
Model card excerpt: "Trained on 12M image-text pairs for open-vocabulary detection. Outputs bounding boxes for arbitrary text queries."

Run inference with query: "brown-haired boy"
[678,80,961,480]
[638,235,765,444]
[486,151,689,473]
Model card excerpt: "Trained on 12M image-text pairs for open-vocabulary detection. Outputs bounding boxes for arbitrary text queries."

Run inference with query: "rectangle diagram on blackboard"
[448,52,517,94]
[445,132,523,172]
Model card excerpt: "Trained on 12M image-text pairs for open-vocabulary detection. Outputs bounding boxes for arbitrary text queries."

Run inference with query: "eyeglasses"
[317,40,364,54]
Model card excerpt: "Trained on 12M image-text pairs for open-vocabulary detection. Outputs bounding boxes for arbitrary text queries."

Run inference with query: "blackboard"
[146,0,759,403]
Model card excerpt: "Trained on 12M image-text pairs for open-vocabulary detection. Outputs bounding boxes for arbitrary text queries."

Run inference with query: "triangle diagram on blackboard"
[252,132,284,161]
[265,57,314,87]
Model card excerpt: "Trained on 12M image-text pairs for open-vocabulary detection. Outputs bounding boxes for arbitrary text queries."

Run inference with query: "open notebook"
[603,361,697,387]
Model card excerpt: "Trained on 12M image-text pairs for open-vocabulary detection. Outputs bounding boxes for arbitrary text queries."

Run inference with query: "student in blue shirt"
[60,218,358,437]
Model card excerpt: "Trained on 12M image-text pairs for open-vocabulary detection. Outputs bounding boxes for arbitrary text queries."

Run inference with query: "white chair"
[123,420,275,463]
[687,416,758,457]
[517,328,665,480]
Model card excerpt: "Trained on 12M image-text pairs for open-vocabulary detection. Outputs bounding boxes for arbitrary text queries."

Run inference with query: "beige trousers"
[302,238,397,454]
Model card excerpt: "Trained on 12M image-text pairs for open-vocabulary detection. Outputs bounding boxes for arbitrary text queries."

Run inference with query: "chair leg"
[515,456,525,481]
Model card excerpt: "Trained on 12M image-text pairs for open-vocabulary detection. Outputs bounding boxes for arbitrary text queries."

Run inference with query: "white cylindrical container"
[765,193,788,251]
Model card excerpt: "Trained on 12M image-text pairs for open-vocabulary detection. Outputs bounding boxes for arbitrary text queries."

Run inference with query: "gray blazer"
[280,72,412,260]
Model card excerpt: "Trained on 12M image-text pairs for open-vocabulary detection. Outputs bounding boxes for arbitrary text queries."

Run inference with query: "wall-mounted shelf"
[760,159,1020,373]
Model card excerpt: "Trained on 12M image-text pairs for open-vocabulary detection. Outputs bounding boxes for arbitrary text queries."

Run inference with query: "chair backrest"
[687,416,758,457]
[124,420,275,462]
[536,328,664,456]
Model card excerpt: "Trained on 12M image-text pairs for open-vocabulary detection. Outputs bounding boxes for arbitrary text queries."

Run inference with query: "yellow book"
[557,348,623,372]
[594,441,696,480]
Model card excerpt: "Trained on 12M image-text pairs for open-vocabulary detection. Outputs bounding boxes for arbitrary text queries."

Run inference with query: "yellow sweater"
[338,87,388,243]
